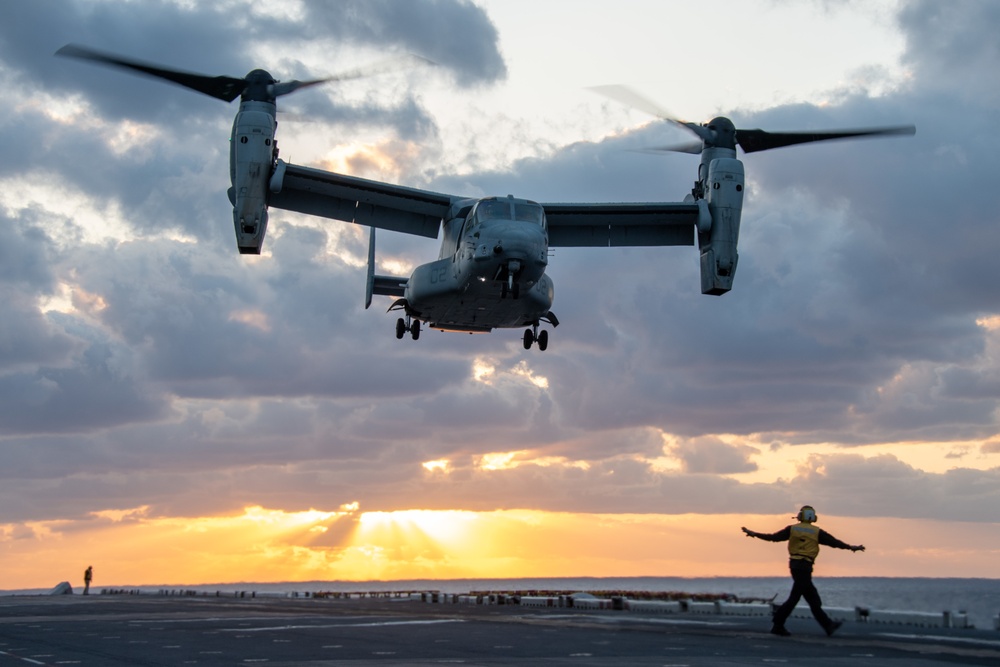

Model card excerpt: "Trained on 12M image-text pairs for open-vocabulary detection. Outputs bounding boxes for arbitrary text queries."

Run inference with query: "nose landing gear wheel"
[523,328,534,350]
[537,329,548,351]
[396,318,406,339]
[411,319,421,340]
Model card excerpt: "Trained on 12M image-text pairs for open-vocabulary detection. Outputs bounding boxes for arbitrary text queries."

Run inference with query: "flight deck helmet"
[797,506,817,523]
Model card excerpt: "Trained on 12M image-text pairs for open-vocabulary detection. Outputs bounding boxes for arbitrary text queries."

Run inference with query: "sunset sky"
[2,0,1000,591]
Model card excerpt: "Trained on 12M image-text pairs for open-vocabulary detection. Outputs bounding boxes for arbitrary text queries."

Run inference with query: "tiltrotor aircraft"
[57,45,915,350]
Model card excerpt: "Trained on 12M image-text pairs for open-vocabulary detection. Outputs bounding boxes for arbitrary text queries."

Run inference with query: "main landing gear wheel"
[522,326,549,351]
[396,316,421,341]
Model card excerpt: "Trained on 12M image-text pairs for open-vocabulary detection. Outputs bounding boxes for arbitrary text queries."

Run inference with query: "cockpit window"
[477,199,511,221]
[473,199,546,228]
[514,203,545,226]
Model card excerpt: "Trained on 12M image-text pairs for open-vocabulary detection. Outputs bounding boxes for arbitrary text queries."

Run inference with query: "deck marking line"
[876,633,1000,649]
[220,618,463,632]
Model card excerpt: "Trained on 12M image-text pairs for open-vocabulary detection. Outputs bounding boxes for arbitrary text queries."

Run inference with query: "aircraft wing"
[269,162,454,239]
[543,202,699,247]
[270,162,700,246]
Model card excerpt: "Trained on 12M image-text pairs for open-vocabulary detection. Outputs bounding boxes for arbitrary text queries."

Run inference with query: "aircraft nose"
[493,222,544,256]
[484,223,547,282]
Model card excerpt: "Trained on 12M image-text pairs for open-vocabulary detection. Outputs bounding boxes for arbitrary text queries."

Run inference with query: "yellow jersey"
[787,521,821,561]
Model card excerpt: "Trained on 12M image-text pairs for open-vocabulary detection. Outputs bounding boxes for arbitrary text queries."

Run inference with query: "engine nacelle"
[698,157,745,295]
[229,106,276,254]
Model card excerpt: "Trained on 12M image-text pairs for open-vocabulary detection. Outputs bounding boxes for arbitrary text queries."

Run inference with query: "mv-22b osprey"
[58,46,915,350]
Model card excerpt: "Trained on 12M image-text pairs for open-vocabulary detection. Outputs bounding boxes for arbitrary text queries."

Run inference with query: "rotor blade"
[270,78,331,97]
[270,54,433,99]
[588,84,713,142]
[736,125,916,154]
[632,141,705,155]
[325,53,436,83]
[56,44,246,102]
[589,84,675,119]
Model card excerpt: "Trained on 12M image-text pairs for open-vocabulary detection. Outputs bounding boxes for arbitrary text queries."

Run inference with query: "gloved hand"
[851,544,866,552]
[741,527,757,538]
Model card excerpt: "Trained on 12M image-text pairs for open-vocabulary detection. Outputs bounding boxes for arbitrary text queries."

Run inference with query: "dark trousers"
[772,559,832,630]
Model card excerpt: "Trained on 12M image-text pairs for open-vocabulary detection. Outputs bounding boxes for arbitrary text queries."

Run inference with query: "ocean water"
[6,577,999,629]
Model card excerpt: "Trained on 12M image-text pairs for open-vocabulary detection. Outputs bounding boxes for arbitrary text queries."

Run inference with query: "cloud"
[788,452,1000,523]
[0,0,998,536]
[300,0,507,88]
[0,287,79,372]
[0,311,166,435]
[670,437,759,475]
[982,441,1000,455]
[897,0,1000,106]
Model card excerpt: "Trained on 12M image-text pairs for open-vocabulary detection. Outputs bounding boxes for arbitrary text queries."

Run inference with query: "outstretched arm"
[819,529,865,552]
[741,526,791,542]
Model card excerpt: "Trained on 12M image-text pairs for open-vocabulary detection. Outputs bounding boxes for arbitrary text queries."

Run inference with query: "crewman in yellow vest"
[742,506,865,637]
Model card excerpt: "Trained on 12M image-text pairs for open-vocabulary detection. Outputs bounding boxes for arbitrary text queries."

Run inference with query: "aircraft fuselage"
[396,196,556,333]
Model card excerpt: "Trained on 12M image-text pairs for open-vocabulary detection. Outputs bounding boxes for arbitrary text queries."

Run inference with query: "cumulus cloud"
[787,452,1000,523]
[670,437,759,475]
[897,0,1000,106]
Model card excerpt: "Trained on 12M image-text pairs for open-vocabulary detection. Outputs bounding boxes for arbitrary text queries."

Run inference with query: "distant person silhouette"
[742,506,864,637]
[83,566,93,595]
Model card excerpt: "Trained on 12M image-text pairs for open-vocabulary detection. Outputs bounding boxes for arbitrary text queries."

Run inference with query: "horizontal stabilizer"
[373,275,407,298]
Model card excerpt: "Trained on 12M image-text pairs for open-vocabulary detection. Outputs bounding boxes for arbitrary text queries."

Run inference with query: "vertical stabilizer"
[366,227,376,309]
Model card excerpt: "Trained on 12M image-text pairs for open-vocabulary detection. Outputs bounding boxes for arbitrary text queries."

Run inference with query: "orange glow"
[316,140,422,183]
[422,459,450,473]
[4,506,1000,591]
[477,451,521,471]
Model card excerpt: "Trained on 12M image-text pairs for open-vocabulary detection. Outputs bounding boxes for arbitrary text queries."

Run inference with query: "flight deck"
[2,593,999,666]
